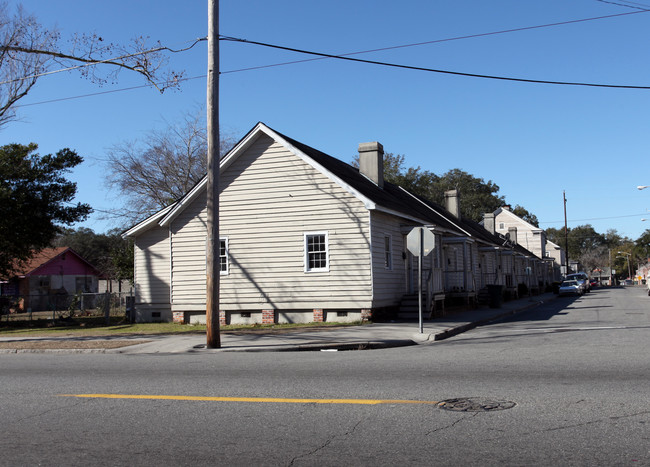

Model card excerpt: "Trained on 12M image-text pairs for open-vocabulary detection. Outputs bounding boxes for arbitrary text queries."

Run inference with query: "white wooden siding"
[494,212,544,258]
[370,211,407,307]
[169,134,373,310]
[134,226,170,305]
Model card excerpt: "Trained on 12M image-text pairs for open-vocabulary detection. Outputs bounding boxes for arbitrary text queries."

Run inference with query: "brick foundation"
[172,312,185,324]
[313,308,324,322]
[361,308,372,322]
[262,309,276,324]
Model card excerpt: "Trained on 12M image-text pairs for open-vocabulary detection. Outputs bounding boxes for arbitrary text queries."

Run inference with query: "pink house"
[0,247,101,312]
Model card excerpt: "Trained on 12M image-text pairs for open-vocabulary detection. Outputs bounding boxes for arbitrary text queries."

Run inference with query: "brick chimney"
[358,142,384,188]
[444,189,461,219]
[483,213,495,235]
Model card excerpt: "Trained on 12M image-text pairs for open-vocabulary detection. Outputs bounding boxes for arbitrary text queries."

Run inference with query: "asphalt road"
[1,286,649,466]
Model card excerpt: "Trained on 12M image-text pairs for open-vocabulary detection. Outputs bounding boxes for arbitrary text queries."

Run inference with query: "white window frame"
[220,237,229,275]
[304,231,329,273]
[384,235,393,270]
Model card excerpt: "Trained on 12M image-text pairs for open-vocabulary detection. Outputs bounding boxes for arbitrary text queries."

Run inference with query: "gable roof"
[494,207,543,233]
[125,122,465,237]
[9,247,101,278]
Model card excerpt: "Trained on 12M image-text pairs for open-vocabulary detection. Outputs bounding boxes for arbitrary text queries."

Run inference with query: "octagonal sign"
[407,227,435,256]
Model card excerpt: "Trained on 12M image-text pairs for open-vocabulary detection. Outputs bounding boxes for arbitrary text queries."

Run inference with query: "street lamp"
[618,251,632,282]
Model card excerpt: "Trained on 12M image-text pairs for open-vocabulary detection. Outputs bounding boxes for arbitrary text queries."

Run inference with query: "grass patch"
[0,318,362,337]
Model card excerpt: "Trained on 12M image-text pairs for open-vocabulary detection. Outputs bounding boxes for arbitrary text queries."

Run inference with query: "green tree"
[0,143,91,277]
[53,227,134,284]
[546,224,625,273]
[512,204,539,227]
[351,152,438,196]
[428,169,505,222]
[351,155,537,223]
[109,235,134,284]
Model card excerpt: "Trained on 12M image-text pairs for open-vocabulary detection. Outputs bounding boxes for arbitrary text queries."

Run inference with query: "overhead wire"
[11,9,650,109]
[594,0,650,10]
[220,9,650,74]
[221,35,650,90]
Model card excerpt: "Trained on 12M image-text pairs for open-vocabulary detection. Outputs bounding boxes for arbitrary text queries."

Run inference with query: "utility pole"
[562,190,571,275]
[206,0,221,348]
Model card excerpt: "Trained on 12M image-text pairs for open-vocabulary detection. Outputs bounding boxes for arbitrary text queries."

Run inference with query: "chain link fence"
[0,292,135,325]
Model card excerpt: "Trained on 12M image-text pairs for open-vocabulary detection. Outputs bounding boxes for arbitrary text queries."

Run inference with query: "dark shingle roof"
[274,129,464,235]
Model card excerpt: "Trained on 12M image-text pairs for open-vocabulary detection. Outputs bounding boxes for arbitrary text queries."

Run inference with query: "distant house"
[0,247,101,312]
[492,205,564,280]
[442,195,549,300]
[545,240,565,275]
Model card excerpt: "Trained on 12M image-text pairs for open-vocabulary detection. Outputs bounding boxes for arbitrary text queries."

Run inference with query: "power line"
[222,35,650,90]
[540,212,650,225]
[13,9,650,108]
[595,0,650,10]
[220,9,650,74]
[14,74,205,108]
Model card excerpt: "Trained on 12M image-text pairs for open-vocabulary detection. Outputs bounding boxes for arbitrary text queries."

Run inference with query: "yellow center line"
[59,394,440,405]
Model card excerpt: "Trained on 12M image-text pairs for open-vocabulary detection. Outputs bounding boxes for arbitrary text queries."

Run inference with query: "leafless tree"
[0,2,185,129]
[104,110,237,225]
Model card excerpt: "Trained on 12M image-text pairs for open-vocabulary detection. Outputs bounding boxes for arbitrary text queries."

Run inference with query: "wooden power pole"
[206,0,221,348]
[562,190,564,276]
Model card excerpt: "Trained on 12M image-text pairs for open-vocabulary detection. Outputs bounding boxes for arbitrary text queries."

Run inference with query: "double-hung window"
[305,232,329,272]
[384,235,392,270]
[220,238,229,275]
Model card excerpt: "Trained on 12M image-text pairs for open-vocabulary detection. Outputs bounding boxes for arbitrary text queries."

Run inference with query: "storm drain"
[437,397,516,412]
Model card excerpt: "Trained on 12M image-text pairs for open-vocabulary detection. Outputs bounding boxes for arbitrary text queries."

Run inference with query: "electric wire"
[220,9,650,75]
[221,35,650,90]
[595,0,650,10]
[11,9,650,109]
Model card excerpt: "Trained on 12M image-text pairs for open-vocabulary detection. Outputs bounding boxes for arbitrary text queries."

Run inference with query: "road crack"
[484,409,650,441]
[8,397,94,426]
[287,418,364,466]
[425,412,479,436]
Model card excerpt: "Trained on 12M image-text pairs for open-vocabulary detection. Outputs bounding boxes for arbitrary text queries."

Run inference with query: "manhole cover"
[437,397,516,412]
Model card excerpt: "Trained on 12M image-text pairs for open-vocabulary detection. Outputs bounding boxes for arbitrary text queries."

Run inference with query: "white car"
[559,280,583,297]
[566,273,590,293]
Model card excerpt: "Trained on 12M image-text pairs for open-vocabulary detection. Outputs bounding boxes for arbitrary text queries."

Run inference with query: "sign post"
[406,227,435,333]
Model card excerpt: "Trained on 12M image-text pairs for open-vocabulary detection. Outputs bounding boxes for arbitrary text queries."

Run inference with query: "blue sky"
[3,0,650,240]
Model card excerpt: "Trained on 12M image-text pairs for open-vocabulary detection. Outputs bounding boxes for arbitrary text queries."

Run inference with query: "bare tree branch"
[0,2,186,129]
[103,109,238,226]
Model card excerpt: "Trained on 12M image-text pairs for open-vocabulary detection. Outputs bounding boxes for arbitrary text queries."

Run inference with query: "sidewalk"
[0,293,556,354]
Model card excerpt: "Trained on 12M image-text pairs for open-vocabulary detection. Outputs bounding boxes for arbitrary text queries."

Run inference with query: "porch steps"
[477,287,490,305]
[397,294,419,319]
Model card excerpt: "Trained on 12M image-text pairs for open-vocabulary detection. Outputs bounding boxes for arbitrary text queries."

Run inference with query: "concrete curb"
[0,348,108,354]
[432,299,545,341]
[0,295,553,354]
[195,339,419,353]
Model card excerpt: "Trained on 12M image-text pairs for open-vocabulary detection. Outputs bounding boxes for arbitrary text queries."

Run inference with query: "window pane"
[219,239,227,272]
[384,236,392,269]
[306,234,327,271]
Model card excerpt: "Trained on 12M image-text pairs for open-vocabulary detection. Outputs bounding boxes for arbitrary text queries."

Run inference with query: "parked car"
[566,273,590,293]
[590,278,599,288]
[559,280,583,296]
